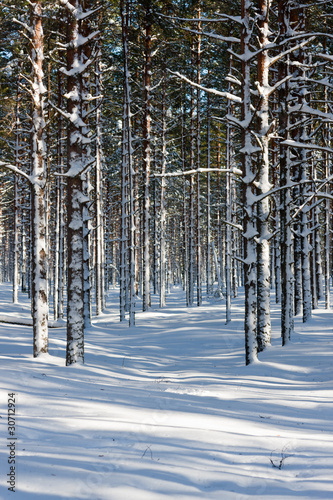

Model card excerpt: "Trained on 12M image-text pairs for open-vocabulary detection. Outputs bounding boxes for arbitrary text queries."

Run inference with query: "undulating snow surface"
[0,283,333,499]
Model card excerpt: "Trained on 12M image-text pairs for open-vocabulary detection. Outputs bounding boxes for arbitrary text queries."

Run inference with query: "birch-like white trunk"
[160,78,167,308]
[196,5,202,307]
[181,94,189,298]
[13,173,19,304]
[13,66,22,304]
[278,0,294,345]
[324,131,331,310]
[95,48,104,316]
[54,69,65,320]
[241,0,258,365]
[299,67,312,323]
[256,0,271,352]
[120,100,128,322]
[123,0,135,325]
[142,3,152,312]
[225,49,234,324]
[188,35,196,307]
[206,96,211,297]
[63,0,95,364]
[30,1,48,357]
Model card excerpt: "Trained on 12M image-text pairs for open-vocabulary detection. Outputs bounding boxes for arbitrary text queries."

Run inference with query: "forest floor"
[0,282,333,499]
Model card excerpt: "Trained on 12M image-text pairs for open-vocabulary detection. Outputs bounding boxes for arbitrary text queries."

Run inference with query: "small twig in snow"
[141,446,153,460]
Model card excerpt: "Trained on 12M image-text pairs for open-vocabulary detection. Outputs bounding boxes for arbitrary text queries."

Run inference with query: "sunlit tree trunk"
[278,0,294,345]
[95,39,104,316]
[256,0,271,352]
[142,1,152,312]
[30,1,48,357]
[160,77,167,308]
[196,2,202,307]
[122,0,135,325]
[241,0,257,364]
[62,0,96,364]
[206,94,211,297]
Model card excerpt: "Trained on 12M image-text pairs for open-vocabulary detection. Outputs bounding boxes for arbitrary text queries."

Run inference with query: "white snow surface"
[0,283,333,499]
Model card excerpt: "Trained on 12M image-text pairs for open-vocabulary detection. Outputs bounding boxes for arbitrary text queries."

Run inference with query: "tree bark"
[30,1,48,357]
[241,0,257,364]
[142,1,152,312]
[256,0,271,352]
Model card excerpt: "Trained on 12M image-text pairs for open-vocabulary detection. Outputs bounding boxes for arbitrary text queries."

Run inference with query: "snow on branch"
[60,56,95,77]
[12,18,34,35]
[289,103,333,122]
[268,37,316,68]
[0,161,32,183]
[168,70,241,102]
[182,27,240,44]
[293,1,333,9]
[153,167,242,178]
[59,1,102,20]
[318,53,333,63]
[49,102,86,128]
[157,13,231,23]
[281,140,333,155]
[158,12,242,25]
[213,13,243,25]
[264,75,293,98]
[221,219,243,232]
[230,33,326,66]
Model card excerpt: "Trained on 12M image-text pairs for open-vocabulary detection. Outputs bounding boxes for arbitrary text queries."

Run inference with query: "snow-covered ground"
[0,282,332,500]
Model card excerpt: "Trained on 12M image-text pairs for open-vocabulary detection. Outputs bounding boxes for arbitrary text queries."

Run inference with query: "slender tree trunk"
[181,90,189,298]
[13,65,22,304]
[324,45,331,309]
[225,49,234,324]
[95,40,104,316]
[30,1,48,357]
[54,57,65,320]
[142,1,152,311]
[241,0,258,365]
[206,95,211,297]
[120,96,128,321]
[64,0,89,364]
[122,0,136,325]
[13,172,19,304]
[196,3,202,307]
[188,34,196,307]
[256,0,271,351]
[298,69,312,322]
[160,77,167,308]
[324,125,331,310]
[278,0,294,345]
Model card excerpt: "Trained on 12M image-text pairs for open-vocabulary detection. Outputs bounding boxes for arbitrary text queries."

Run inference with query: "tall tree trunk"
[13,64,22,305]
[206,94,211,297]
[65,0,86,365]
[95,39,104,316]
[121,0,136,325]
[142,1,152,311]
[181,89,189,298]
[81,1,92,329]
[160,77,167,308]
[196,2,202,307]
[298,64,312,322]
[13,172,19,304]
[256,0,271,352]
[30,1,48,357]
[278,0,294,345]
[120,95,128,321]
[188,34,196,307]
[225,49,234,324]
[241,0,258,365]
